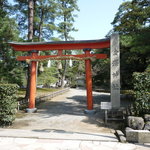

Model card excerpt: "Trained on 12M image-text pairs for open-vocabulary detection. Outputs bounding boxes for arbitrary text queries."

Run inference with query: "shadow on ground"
[10,88,133,131]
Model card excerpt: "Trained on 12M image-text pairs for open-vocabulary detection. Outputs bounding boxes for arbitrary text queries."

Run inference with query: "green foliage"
[112,0,150,33]
[0,59,25,86]
[65,61,84,87]
[33,0,57,41]
[0,84,19,126]
[0,0,24,86]
[56,0,79,40]
[37,66,58,86]
[93,59,110,89]
[111,0,150,89]
[12,0,56,41]
[92,48,110,89]
[132,67,150,116]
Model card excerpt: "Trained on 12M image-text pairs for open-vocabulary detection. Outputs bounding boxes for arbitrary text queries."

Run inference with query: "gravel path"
[1,88,149,150]
[10,88,114,134]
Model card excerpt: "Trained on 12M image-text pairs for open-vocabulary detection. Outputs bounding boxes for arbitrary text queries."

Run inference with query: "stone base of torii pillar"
[26,108,37,113]
[84,109,96,115]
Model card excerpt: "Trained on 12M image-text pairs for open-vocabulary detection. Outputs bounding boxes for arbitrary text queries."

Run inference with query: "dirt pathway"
[1,89,149,149]
[10,88,114,134]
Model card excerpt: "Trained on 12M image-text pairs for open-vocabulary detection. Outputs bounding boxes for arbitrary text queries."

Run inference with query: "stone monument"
[110,33,120,109]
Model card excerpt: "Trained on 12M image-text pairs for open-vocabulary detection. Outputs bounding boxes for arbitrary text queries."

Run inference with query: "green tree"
[111,0,150,89]
[12,0,56,41]
[0,0,23,85]
[55,0,79,87]
[132,65,150,116]
[92,48,110,89]
[34,0,56,41]
[37,67,58,86]
[11,0,57,100]
[56,0,79,40]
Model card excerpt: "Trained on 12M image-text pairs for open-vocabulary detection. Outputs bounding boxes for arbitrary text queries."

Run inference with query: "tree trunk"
[60,4,68,88]
[38,9,44,42]
[28,0,34,41]
[25,0,34,101]
[61,59,67,87]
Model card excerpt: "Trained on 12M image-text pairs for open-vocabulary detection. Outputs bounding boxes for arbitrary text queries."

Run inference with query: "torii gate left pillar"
[26,50,38,113]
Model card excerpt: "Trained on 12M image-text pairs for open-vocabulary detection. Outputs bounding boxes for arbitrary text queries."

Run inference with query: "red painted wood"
[84,50,93,110]
[29,52,38,109]
[58,50,63,55]
[17,54,107,61]
[10,40,110,51]
[9,38,110,111]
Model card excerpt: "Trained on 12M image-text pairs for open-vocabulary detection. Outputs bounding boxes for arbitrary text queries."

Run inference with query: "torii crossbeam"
[9,38,110,113]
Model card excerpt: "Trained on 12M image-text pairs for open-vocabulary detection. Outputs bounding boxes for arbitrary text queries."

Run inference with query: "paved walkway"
[0,88,149,150]
[0,136,149,150]
[8,88,115,133]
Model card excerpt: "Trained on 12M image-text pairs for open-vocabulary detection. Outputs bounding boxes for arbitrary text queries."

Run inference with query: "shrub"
[132,67,150,116]
[0,84,19,126]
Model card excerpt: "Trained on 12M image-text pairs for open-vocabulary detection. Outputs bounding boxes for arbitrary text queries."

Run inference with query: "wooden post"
[27,50,38,113]
[84,48,95,114]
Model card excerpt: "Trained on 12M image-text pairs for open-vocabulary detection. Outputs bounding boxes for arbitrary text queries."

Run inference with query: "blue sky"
[72,0,127,40]
[8,0,128,40]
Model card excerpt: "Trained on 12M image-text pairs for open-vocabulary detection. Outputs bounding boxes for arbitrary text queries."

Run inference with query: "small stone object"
[116,130,126,143]
[126,130,150,143]
[125,127,133,131]
[119,136,127,143]
[144,121,150,131]
[144,114,150,122]
[116,130,124,136]
[127,116,144,130]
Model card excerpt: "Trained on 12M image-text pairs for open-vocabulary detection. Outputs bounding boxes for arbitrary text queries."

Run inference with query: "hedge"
[132,68,150,116]
[0,84,19,126]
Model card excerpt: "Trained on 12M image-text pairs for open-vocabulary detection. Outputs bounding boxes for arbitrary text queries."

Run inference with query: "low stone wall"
[19,88,70,105]
[126,129,150,143]
[36,88,70,102]
[125,115,150,143]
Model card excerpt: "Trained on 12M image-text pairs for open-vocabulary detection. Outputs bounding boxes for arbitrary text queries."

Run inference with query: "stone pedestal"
[26,108,37,113]
[126,129,150,143]
[84,109,96,115]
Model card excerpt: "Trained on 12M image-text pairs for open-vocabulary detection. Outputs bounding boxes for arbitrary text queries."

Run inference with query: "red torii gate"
[9,38,110,113]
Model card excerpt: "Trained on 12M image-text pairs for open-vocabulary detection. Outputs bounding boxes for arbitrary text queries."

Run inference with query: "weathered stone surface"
[144,121,150,131]
[116,130,124,136]
[125,127,134,131]
[138,130,150,143]
[116,130,126,143]
[127,116,144,130]
[144,114,150,122]
[110,34,120,109]
[126,130,138,142]
[126,130,150,143]
[119,136,127,143]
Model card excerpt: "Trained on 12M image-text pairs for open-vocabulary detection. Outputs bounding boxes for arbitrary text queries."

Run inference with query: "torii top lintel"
[9,38,110,51]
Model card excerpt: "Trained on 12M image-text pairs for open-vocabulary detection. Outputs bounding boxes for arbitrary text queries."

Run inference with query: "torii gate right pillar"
[84,48,95,114]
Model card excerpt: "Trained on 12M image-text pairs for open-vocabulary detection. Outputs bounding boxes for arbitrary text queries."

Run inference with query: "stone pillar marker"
[110,33,120,109]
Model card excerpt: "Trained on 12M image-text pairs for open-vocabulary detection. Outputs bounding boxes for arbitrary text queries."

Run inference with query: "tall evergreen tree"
[56,0,79,41]
[12,0,56,41]
[55,0,79,87]
[111,0,150,88]
[28,0,34,41]
[0,0,23,85]
[34,0,56,41]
